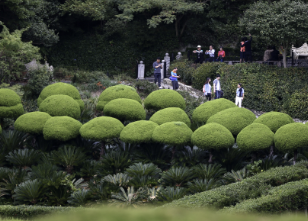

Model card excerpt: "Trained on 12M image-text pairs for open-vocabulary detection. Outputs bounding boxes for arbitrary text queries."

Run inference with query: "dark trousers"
[154,73,161,87]
[194,58,203,64]
[245,51,252,62]
[172,81,179,90]
[215,90,221,99]
[206,93,212,101]
[205,57,215,62]
[215,58,224,62]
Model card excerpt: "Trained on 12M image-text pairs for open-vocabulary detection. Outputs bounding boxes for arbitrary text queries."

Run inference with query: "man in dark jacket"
[242,33,252,62]
[153,58,163,89]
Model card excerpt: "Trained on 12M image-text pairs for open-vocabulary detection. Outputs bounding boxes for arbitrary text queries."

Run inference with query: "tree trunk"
[208,149,213,163]
[100,141,105,159]
[293,149,298,165]
[283,49,287,68]
[269,146,274,158]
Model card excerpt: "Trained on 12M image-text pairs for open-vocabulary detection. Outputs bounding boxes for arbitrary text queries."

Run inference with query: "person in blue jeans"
[213,74,222,99]
[170,67,180,90]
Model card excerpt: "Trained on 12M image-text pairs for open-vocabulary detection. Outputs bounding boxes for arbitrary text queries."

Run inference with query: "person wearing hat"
[153,57,163,89]
[193,45,204,64]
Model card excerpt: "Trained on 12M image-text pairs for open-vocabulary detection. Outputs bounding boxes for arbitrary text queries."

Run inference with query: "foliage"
[103,98,146,122]
[161,167,194,187]
[96,84,141,111]
[12,179,45,205]
[254,112,294,133]
[67,189,89,206]
[43,116,82,141]
[6,149,42,168]
[152,122,193,146]
[149,107,191,127]
[169,59,198,85]
[0,89,24,119]
[192,98,236,125]
[14,112,51,135]
[192,164,226,180]
[101,151,132,174]
[79,116,124,141]
[207,107,256,137]
[157,186,187,202]
[120,120,158,144]
[187,178,220,194]
[134,80,158,96]
[172,148,207,168]
[223,168,250,183]
[237,123,274,151]
[111,186,146,208]
[126,163,161,179]
[144,89,186,111]
[104,173,130,187]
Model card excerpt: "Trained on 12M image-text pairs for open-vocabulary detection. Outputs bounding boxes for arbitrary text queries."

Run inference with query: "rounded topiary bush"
[274,123,308,152]
[0,89,24,119]
[192,98,236,124]
[103,98,146,121]
[120,120,158,143]
[15,112,51,135]
[152,122,193,145]
[149,107,191,127]
[37,82,84,110]
[80,116,124,141]
[43,116,82,141]
[191,123,234,150]
[237,123,274,151]
[39,95,81,119]
[96,85,141,111]
[144,89,186,111]
[254,111,294,133]
[207,107,256,136]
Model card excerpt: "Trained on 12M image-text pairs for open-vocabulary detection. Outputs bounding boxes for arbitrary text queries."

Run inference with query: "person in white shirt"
[213,74,221,99]
[205,45,215,62]
[235,83,244,108]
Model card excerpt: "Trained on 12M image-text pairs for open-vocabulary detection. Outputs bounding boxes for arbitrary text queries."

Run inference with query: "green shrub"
[152,122,193,145]
[207,107,256,137]
[6,149,42,167]
[12,179,45,205]
[134,80,159,96]
[0,89,24,119]
[103,98,146,121]
[191,123,234,150]
[161,167,194,187]
[14,112,51,134]
[192,98,236,124]
[39,95,81,119]
[120,120,158,143]
[96,85,141,111]
[157,186,187,202]
[37,82,84,110]
[192,63,227,90]
[43,116,82,141]
[253,112,294,133]
[164,162,308,209]
[150,107,191,127]
[274,123,308,152]
[144,89,186,111]
[237,123,274,151]
[79,116,124,141]
[223,179,308,214]
[72,70,107,83]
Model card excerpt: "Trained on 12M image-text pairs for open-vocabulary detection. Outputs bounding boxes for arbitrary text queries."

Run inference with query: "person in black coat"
[242,33,252,62]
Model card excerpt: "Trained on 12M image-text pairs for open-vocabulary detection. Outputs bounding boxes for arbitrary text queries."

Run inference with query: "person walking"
[235,83,244,108]
[203,78,212,101]
[170,67,180,90]
[213,74,222,99]
[240,38,246,63]
[153,58,163,89]
[205,45,215,62]
[241,33,252,62]
[216,47,225,62]
[193,45,204,64]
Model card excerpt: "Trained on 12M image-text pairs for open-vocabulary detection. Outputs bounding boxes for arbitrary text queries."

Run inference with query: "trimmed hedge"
[144,89,186,111]
[237,123,274,151]
[120,120,158,143]
[103,98,146,121]
[0,89,24,119]
[164,162,308,209]
[191,123,234,150]
[96,85,141,111]
[80,116,124,141]
[223,179,308,214]
[43,116,82,141]
[207,107,256,136]
[254,112,294,133]
[37,82,84,110]
[152,122,193,145]
[192,98,236,124]
[149,107,191,127]
[0,205,74,219]
[14,112,51,135]
[274,123,308,152]
[39,95,81,119]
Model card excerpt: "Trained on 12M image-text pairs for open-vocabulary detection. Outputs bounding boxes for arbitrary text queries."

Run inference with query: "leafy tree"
[240,0,308,68]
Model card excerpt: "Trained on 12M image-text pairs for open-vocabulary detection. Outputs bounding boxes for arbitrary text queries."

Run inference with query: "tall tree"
[239,0,308,68]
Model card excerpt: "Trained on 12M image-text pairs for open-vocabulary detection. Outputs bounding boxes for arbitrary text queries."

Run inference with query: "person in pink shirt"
[216,47,226,62]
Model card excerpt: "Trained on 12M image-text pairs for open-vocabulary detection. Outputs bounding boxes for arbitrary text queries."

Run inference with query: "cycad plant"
[192,164,226,180]
[161,167,194,187]
[52,146,87,173]
[79,160,102,178]
[111,186,146,208]
[147,186,161,202]
[187,178,220,194]
[13,179,45,205]
[101,150,132,174]
[1,169,27,196]
[103,173,130,187]
[6,149,42,168]
[157,186,187,202]
[223,167,250,183]
[171,148,207,167]
[67,189,90,206]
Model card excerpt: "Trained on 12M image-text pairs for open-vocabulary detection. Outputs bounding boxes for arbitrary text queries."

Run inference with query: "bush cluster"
[14,112,51,135]
[149,107,191,127]
[120,120,158,143]
[0,89,24,119]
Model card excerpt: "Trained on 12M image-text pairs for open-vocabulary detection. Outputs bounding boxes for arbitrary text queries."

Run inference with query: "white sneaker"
[159,86,163,89]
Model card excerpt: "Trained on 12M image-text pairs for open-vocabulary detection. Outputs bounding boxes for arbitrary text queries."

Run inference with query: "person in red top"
[240,38,246,63]
[216,47,225,62]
